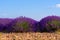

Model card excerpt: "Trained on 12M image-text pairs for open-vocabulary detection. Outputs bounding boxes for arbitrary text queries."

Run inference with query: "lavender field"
[0,0,60,40]
[0,16,60,40]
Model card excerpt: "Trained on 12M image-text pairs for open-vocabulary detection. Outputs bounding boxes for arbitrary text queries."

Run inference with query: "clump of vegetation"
[39,16,60,32]
[0,18,13,33]
[0,16,60,33]
[9,16,38,32]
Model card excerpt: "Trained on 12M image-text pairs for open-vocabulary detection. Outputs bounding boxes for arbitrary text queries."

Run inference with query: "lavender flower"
[0,18,13,33]
[10,16,38,32]
[39,16,60,32]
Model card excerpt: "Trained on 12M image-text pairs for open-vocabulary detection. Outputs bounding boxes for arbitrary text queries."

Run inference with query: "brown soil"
[0,32,60,40]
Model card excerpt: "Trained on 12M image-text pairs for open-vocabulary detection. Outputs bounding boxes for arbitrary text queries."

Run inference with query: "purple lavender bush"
[9,16,38,32]
[39,16,60,32]
[0,18,13,33]
[0,24,4,32]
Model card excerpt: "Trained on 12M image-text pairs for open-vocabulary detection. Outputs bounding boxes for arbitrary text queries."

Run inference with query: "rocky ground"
[0,32,60,40]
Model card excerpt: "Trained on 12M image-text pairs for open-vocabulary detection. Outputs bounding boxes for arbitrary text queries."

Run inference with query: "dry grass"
[0,32,60,40]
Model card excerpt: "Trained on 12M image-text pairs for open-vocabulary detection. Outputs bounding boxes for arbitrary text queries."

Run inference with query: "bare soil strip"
[0,32,60,40]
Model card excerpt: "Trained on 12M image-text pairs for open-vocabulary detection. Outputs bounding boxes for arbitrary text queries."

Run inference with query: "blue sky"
[0,0,60,21]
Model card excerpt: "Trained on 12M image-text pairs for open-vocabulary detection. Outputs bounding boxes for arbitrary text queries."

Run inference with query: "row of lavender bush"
[0,16,60,33]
